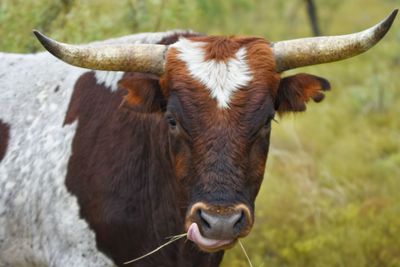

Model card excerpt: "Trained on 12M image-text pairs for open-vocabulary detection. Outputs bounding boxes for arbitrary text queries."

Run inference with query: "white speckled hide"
[0,30,188,266]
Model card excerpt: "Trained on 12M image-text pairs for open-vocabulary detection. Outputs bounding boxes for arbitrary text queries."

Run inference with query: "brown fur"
[201,36,242,61]
[118,72,165,112]
[0,120,10,162]
[64,71,224,266]
[63,34,329,266]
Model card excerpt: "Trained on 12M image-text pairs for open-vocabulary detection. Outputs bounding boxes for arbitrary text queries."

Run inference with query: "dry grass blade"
[239,240,254,267]
[123,233,187,265]
[165,233,188,240]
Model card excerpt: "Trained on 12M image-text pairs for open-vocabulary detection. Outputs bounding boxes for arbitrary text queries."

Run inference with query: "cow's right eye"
[167,116,177,128]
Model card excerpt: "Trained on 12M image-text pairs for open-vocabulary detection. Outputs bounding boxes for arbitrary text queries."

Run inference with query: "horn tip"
[385,9,398,26]
[33,30,50,48]
[373,9,398,42]
[32,29,45,42]
[32,30,65,61]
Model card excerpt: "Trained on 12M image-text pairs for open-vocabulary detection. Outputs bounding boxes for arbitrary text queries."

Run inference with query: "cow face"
[155,36,330,252]
[62,34,330,254]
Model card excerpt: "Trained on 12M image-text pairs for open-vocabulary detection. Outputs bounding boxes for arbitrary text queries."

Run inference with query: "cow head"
[160,37,333,252]
[33,10,397,253]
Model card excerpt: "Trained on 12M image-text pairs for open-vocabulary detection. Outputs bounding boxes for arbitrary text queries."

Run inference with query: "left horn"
[33,30,167,75]
[272,9,398,72]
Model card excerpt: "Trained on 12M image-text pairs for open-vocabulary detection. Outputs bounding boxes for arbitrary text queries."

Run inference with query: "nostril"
[233,211,244,228]
[233,211,245,233]
[197,209,211,229]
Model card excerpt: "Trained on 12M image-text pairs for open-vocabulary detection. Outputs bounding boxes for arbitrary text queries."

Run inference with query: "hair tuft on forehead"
[171,37,253,109]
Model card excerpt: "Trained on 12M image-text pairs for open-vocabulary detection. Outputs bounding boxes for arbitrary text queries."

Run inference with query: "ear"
[118,73,166,113]
[275,73,331,114]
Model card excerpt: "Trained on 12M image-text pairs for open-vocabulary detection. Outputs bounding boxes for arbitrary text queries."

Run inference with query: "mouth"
[187,223,236,252]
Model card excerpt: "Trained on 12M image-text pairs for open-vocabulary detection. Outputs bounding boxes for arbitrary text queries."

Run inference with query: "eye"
[263,114,276,129]
[167,116,177,128]
[263,119,271,129]
[168,118,176,127]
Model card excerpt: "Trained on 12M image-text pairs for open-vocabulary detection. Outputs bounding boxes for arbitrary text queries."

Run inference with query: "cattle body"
[0,31,328,267]
[0,10,397,267]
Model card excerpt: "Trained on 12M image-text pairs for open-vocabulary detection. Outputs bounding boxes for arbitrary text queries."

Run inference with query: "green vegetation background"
[1,0,399,266]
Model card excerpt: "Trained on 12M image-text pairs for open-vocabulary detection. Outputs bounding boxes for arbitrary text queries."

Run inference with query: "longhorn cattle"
[0,10,397,267]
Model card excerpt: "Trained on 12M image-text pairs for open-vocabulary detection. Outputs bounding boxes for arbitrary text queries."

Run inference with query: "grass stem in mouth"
[123,233,187,265]
[239,239,254,267]
[166,233,188,240]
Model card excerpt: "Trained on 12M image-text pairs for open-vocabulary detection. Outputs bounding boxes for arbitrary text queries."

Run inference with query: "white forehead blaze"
[172,38,253,108]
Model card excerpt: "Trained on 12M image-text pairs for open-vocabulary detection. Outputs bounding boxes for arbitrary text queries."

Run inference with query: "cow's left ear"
[275,73,331,114]
[118,73,166,113]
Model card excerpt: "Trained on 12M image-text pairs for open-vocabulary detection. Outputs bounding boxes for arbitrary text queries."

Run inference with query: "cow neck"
[64,71,186,265]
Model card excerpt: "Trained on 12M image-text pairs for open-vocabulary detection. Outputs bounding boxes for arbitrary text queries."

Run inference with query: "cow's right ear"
[118,73,167,113]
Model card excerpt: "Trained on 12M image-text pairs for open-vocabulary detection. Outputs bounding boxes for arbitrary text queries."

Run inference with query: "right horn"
[271,9,398,72]
[33,30,167,75]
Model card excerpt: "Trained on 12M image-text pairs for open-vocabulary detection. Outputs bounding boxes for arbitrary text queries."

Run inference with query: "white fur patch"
[94,71,124,91]
[172,38,253,108]
[0,52,115,267]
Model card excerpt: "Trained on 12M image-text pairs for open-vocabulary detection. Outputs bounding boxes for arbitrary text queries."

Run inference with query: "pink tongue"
[187,223,231,249]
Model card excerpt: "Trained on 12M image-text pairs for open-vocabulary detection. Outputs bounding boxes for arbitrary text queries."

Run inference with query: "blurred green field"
[1,0,399,266]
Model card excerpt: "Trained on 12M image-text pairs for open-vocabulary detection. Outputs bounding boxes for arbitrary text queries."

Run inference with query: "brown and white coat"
[0,10,396,266]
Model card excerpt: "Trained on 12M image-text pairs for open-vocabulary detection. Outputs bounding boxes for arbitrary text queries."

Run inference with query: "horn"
[272,9,398,72]
[33,30,167,75]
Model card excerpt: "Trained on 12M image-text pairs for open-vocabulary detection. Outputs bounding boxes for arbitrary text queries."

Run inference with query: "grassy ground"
[1,0,399,266]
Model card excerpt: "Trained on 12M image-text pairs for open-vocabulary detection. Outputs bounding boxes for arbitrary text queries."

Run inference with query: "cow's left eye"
[263,114,276,129]
[263,119,271,129]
